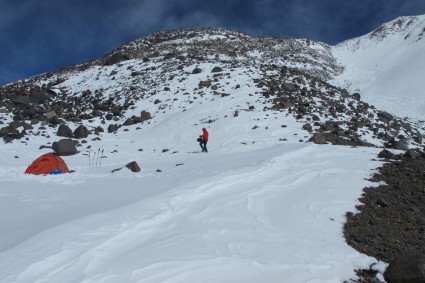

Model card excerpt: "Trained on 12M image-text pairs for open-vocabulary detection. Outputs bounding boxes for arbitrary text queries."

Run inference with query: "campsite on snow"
[0,14,425,283]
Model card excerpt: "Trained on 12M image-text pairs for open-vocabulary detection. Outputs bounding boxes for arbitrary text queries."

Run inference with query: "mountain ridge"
[331,14,425,121]
[0,16,424,149]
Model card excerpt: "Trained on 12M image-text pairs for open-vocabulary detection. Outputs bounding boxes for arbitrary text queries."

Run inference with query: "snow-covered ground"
[331,15,425,121]
[5,16,425,282]
[0,96,389,282]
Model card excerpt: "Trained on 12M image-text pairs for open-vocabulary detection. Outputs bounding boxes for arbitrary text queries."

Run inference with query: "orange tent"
[25,153,70,175]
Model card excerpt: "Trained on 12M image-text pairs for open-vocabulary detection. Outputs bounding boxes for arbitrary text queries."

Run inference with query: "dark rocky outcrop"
[104,51,130,66]
[345,154,425,282]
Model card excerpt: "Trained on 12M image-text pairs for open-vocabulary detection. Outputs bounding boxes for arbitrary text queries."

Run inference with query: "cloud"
[1,0,425,86]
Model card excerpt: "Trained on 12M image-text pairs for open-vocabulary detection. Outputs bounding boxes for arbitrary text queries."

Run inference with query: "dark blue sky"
[1,0,425,86]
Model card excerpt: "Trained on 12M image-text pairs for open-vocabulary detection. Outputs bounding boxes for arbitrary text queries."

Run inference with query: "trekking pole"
[88,150,91,167]
[92,152,96,167]
[96,148,101,167]
[100,149,104,166]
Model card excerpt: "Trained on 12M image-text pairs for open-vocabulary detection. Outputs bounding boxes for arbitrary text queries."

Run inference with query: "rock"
[126,161,141,172]
[303,123,312,131]
[378,149,397,160]
[94,126,104,135]
[311,133,326,144]
[73,125,90,139]
[211,66,222,73]
[48,116,62,125]
[140,110,152,122]
[8,121,24,129]
[404,149,421,160]
[104,52,129,66]
[0,126,21,142]
[384,253,425,283]
[352,92,361,101]
[122,118,134,126]
[198,80,212,88]
[110,106,121,116]
[57,124,73,137]
[385,139,409,151]
[39,145,52,150]
[283,83,296,92]
[30,89,51,104]
[52,139,78,156]
[11,95,31,105]
[112,162,141,174]
[192,67,202,74]
[108,124,119,133]
[45,111,57,120]
[378,111,394,123]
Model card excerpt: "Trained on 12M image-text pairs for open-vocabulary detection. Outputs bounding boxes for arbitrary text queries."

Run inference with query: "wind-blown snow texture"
[1,15,424,283]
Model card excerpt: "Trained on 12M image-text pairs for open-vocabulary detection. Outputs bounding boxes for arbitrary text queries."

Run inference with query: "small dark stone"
[211,66,222,73]
[125,161,141,173]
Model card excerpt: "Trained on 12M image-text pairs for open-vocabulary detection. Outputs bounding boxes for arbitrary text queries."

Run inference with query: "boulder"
[104,52,130,66]
[303,123,312,131]
[122,118,134,126]
[192,67,202,74]
[73,125,90,139]
[52,139,78,156]
[198,80,212,88]
[140,110,152,122]
[126,161,141,172]
[352,92,361,101]
[378,149,397,160]
[211,66,222,73]
[29,89,50,104]
[378,111,394,123]
[48,116,62,125]
[45,111,57,120]
[404,149,421,160]
[57,124,73,137]
[311,133,326,144]
[384,253,425,283]
[108,124,119,133]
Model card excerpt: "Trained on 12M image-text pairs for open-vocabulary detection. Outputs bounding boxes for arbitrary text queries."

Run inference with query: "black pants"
[199,140,208,152]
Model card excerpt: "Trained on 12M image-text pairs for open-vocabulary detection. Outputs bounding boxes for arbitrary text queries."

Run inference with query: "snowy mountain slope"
[332,15,425,121]
[0,19,424,282]
[0,119,387,282]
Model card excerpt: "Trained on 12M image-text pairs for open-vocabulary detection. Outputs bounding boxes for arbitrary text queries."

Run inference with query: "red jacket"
[202,128,209,141]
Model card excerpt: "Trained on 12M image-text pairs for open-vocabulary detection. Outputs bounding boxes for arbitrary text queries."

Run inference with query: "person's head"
[202,128,206,132]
